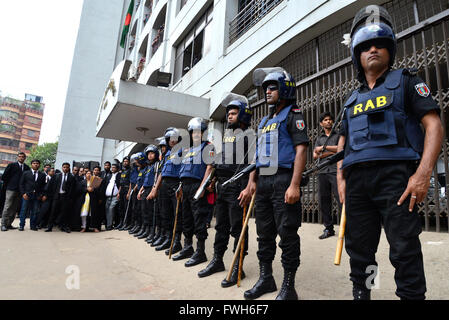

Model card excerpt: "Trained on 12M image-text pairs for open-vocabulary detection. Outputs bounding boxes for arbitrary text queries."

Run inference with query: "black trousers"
[345,161,426,300]
[255,170,302,271]
[131,187,141,225]
[48,194,72,229]
[140,187,154,227]
[317,173,341,231]
[214,178,248,257]
[117,186,129,225]
[181,179,209,241]
[154,192,161,229]
[38,198,52,227]
[160,178,182,233]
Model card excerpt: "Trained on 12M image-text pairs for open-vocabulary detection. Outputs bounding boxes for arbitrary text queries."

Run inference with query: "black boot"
[134,224,146,237]
[185,240,207,267]
[198,253,225,278]
[156,230,172,251]
[172,238,194,261]
[151,228,166,247]
[145,227,156,243]
[137,226,150,239]
[243,263,277,300]
[123,221,133,231]
[115,220,124,230]
[165,233,182,255]
[221,256,245,287]
[275,269,298,300]
[129,223,140,235]
[353,286,371,300]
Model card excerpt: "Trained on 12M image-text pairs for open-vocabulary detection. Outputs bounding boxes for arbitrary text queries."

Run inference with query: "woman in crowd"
[80,168,103,232]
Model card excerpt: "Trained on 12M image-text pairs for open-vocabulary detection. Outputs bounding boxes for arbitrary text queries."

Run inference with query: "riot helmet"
[350,6,396,79]
[221,93,252,128]
[187,117,208,132]
[253,67,296,109]
[144,144,159,160]
[130,153,139,162]
[135,152,147,166]
[164,127,182,145]
[156,136,167,147]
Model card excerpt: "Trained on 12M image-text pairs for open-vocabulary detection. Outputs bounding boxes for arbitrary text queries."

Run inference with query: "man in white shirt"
[104,164,120,230]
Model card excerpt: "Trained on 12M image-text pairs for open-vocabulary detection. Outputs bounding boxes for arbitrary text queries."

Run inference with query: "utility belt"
[351,160,416,168]
[162,177,179,183]
[215,168,235,179]
[180,177,201,185]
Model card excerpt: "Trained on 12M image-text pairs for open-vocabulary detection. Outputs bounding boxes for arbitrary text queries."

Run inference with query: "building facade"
[0,94,44,173]
[55,0,126,170]
[96,0,449,231]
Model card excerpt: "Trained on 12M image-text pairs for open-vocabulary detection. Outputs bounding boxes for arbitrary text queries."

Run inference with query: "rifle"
[222,150,344,187]
[193,168,215,201]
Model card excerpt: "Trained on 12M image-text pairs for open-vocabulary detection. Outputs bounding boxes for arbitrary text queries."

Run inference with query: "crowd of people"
[0,6,444,301]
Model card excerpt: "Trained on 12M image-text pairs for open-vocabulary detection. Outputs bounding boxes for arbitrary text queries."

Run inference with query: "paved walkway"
[0,219,448,300]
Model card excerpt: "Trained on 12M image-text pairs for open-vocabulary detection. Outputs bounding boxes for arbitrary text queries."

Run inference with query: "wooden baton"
[226,193,256,282]
[237,205,247,287]
[334,203,346,266]
[168,195,181,259]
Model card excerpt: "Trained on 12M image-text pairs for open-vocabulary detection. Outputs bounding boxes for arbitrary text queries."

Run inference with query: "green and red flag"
[120,0,135,48]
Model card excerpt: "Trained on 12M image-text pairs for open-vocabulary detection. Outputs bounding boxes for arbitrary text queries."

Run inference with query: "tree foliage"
[25,142,58,168]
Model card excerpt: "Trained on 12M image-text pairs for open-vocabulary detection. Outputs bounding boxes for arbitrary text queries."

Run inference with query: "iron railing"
[229,0,283,45]
[249,0,449,232]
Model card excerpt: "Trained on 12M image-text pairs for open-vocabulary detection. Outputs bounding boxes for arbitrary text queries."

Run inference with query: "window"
[25,143,33,150]
[0,124,16,133]
[27,130,36,137]
[0,152,17,162]
[174,6,213,83]
[26,116,40,125]
[0,110,19,120]
[0,139,19,147]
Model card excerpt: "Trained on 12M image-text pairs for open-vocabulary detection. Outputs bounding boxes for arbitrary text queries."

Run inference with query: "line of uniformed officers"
[115,5,444,301]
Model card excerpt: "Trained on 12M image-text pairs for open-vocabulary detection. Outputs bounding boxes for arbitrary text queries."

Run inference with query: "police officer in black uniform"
[146,137,166,244]
[337,5,443,300]
[128,152,147,236]
[115,156,131,230]
[198,94,255,287]
[135,145,159,240]
[239,67,309,300]
[150,128,183,253]
[123,153,140,231]
[178,117,215,267]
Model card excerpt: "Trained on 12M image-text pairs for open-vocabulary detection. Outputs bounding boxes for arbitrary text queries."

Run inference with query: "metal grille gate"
[248,0,449,232]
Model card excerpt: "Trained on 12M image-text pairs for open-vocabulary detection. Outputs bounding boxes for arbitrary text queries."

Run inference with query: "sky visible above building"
[0,0,84,144]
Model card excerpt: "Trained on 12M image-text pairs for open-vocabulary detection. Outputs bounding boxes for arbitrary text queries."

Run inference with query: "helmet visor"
[352,22,395,52]
[221,92,249,108]
[253,67,287,86]
[188,117,206,131]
